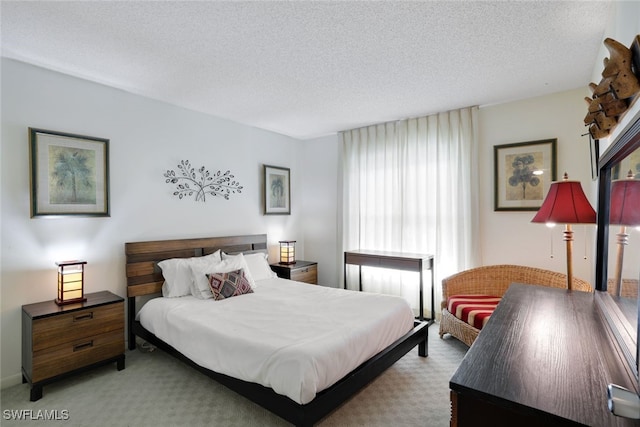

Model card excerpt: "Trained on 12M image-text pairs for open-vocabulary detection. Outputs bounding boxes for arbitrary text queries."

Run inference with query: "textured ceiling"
[1,1,610,139]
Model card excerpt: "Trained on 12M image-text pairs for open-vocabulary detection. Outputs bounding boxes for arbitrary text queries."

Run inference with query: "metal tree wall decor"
[164,160,243,202]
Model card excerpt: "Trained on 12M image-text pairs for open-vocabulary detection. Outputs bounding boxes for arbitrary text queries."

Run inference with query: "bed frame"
[125,234,429,427]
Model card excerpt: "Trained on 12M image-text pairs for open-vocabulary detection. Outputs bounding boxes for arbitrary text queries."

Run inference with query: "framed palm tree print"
[263,164,290,215]
[29,128,110,217]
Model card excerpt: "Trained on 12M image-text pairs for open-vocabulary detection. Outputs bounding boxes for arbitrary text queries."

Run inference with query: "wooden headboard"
[125,234,268,298]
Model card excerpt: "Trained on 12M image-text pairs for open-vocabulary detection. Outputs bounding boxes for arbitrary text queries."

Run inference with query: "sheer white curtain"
[341,107,480,318]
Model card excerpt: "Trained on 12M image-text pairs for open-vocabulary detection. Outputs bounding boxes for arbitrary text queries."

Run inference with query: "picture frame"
[263,165,290,215]
[613,145,640,180]
[29,128,110,217]
[494,138,557,211]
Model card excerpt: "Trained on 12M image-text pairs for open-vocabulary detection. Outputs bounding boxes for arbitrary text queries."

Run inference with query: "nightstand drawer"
[31,330,124,383]
[291,265,317,284]
[32,302,124,352]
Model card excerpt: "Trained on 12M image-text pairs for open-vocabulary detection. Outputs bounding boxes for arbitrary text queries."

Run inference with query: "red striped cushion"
[447,295,501,330]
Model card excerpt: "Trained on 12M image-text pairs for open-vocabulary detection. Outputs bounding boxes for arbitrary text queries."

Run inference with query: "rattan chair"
[607,278,639,299]
[439,265,593,347]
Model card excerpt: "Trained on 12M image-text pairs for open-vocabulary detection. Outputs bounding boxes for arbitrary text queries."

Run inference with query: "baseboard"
[1,372,23,390]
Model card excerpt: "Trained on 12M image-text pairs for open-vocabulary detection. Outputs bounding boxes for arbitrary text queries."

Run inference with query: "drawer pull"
[74,312,94,322]
[300,268,308,273]
[73,341,94,352]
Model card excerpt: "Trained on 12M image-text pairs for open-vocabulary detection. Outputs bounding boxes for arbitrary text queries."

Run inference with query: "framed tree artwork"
[263,164,290,215]
[612,145,640,180]
[494,138,557,211]
[29,128,110,217]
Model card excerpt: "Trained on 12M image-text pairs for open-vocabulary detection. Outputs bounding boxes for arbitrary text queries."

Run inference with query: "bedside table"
[22,291,125,401]
[270,261,318,284]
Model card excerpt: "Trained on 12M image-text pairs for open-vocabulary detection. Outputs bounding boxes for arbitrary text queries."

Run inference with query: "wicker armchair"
[439,265,593,347]
[607,278,639,299]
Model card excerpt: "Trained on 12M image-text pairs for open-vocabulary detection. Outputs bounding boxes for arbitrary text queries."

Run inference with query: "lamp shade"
[56,260,87,305]
[279,240,296,264]
[610,174,640,226]
[531,173,596,224]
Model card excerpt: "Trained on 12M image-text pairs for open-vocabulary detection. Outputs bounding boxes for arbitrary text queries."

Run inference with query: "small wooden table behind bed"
[125,234,429,427]
[344,249,435,324]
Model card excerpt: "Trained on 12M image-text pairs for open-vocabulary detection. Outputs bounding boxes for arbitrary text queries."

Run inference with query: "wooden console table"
[450,284,640,426]
[343,250,434,324]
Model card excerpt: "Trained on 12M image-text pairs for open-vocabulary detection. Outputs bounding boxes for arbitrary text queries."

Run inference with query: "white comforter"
[137,277,414,404]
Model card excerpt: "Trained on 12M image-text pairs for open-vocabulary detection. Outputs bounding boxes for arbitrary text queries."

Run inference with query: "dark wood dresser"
[270,260,317,284]
[450,283,640,427]
[22,291,125,401]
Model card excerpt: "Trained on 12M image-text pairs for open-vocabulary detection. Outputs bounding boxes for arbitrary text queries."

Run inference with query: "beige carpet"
[1,326,468,426]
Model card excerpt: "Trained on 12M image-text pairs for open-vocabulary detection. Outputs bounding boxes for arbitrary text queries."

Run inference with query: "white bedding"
[137,277,414,404]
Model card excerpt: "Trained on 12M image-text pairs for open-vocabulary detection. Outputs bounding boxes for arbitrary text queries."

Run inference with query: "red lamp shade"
[610,175,640,226]
[531,174,596,225]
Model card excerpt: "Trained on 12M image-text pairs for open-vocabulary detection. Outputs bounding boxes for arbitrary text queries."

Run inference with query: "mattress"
[137,277,414,404]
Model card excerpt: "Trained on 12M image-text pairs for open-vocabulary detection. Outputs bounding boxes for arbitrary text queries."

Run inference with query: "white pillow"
[158,250,221,297]
[220,252,258,288]
[190,255,252,299]
[243,252,277,282]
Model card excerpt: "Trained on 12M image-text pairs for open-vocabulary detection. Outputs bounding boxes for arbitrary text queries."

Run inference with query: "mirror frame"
[596,114,640,383]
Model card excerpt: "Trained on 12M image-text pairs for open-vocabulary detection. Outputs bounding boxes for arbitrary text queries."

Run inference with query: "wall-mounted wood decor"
[585,35,640,140]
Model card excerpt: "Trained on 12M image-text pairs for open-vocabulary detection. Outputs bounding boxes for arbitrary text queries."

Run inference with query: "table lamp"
[55,260,87,305]
[610,171,640,296]
[531,173,596,289]
[279,240,296,264]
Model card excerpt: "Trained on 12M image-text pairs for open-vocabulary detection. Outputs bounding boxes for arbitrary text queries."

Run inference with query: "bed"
[126,234,429,426]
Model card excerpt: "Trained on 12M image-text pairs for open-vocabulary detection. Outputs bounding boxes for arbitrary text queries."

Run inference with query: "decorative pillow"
[243,252,277,282]
[220,252,257,288]
[190,255,249,299]
[158,250,221,297]
[206,269,253,301]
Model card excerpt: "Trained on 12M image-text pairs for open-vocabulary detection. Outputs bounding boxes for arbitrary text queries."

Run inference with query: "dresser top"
[22,291,124,319]
[450,284,639,426]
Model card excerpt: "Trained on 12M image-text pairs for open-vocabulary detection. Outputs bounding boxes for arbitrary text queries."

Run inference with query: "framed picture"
[29,128,110,217]
[494,138,557,211]
[613,145,640,180]
[263,164,290,215]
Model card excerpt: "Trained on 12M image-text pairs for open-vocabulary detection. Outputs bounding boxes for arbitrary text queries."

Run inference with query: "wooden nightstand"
[270,261,318,284]
[22,291,125,401]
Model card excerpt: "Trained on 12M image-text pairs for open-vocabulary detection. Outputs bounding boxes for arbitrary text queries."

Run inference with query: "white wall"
[0,58,307,387]
[300,134,341,287]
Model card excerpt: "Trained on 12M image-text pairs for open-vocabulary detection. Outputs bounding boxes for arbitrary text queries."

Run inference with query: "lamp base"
[55,297,87,306]
[279,261,297,265]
